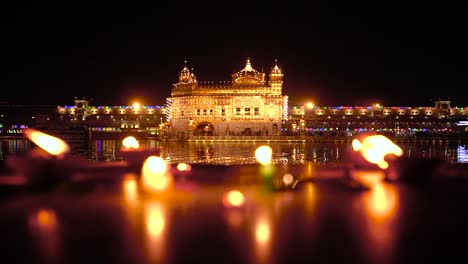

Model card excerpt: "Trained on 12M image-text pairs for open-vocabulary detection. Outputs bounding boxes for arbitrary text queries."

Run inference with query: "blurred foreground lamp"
[141,156,173,193]
[6,129,73,190]
[120,136,160,172]
[352,134,403,170]
[346,134,403,187]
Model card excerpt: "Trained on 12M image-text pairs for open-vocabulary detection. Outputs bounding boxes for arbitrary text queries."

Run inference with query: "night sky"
[3,2,466,107]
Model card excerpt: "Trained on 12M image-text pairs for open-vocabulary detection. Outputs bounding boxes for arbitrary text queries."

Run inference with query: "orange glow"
[176,162,191,172]
[352,135,403,169]
[144,202,167,263]
[123,173,139,206]
[122,136,139,149]
[363,184,399,223]
[282,173,294,185]
[133,102,141,109]
[24,128,70,158]
[256,222,270,243]
[351,170,386,188]
[255,145,273,165]
[36,209,57,228]
[141,156,172,192]
[306,102,314,108]
[147,207,165,236]
[223,190,245,207]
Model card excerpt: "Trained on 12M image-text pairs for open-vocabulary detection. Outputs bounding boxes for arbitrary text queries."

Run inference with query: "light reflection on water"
[1,138,467,164]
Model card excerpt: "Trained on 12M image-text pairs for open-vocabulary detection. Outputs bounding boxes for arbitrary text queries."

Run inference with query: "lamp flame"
[352,135,403,169]
[24,128,70,158]
[122,136,139,149]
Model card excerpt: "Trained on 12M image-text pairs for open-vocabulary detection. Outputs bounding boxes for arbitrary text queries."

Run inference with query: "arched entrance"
[272,124,278,135]
[194,122,214,136]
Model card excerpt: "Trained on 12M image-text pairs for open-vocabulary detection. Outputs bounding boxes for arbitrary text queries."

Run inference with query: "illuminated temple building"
[167,58,288,136]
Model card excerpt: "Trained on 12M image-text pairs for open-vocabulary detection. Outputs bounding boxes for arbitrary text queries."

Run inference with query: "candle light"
[5,129,127,191]
[343,134,403,189]
[120,136,160,172]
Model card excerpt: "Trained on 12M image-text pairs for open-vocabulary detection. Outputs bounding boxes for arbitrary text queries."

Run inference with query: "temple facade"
[167,58,288,136]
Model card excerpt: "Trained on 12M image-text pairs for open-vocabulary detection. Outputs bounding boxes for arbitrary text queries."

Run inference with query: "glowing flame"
[282,173,294,185]
[255,145,273,165]
[36,209,58,229]
[25,128,70,157]
[352,135,403,169]
[223,190,245,207]
[122,136,139,150]
[176,162,191,172]
[141,156,171,192]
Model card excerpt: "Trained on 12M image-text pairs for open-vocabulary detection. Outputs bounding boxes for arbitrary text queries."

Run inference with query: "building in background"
[167,58,288,136]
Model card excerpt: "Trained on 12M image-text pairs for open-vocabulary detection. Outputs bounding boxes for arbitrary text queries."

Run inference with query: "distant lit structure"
[167,58,288,136]
[286,100,468,136]
[55,98,167,138]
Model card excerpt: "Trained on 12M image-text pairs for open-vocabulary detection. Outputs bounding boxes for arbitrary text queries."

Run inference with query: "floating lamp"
[346,134,403,188]
[120,136,160,172]
[141,156,173,193]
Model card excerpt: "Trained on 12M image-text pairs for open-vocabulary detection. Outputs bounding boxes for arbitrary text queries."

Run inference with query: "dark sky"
[3,2,467,107]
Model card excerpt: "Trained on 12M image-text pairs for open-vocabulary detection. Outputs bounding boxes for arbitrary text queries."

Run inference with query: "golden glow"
[24,128,70,157]
[352,135,403,169]
[256,222,270,243]
[36,209,58,229]
[306,102,314,108]
[351,170,386,188]
[123,173,139,206]
[223,190,245,207]
[176,162,191,172]
[255,145,273,165]
[144,202,167,262]
[122,136,139,149]
[364,184,399,223]
[143,156,167,174]
[133,102,141,110]
[147,206,165,236]
[141,156,172,192]
[282,173,294,185]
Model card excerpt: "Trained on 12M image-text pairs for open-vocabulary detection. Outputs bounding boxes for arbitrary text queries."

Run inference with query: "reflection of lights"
[28,208,60,263]
[351,170,385,188]
[223,190,245,207]
[352,135,403,169]
[35,209,58,229]
[304,183,317,217]
[147,207,165,236]
[255,145,273,165]
[144,202,167,263]
[122,136,139,149]
[25,128,70,157]
[457,145,468,163]
[256,222,270,244]
[176,162,191,171]
[123,173,139,206]
[364,184,398,223]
